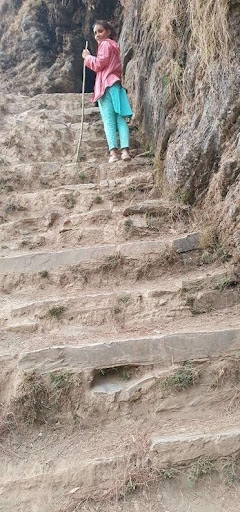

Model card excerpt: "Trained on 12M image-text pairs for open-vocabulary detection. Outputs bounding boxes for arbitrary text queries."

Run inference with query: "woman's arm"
[83,41,111,72]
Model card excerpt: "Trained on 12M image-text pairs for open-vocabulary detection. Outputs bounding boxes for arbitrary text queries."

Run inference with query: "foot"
[121,149,131,161]
[109,150,119,163]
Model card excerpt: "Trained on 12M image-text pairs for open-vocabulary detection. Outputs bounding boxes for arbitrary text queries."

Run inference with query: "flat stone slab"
[173,232,200,253]
[123,200,189,217]
[0,239,164,274]
[181,269,234,293]
[17,329,240,373]
[0,233,201,274]
[150,429,240,466]
[193,289,240,314]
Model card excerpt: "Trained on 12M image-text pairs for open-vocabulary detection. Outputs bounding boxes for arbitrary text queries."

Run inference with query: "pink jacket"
[84,39,122,102]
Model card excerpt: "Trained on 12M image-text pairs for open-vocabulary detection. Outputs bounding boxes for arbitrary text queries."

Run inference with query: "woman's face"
[94,24,111,43]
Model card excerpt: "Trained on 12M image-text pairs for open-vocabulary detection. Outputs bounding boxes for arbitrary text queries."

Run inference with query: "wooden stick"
[76,41,88,163]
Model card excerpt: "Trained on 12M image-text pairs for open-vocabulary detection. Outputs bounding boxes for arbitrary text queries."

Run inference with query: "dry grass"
[199,226,218,250]
[7,0,43,36]
[198,227,231,265]
[61,436,240,512]
[62,436,161,512]
[142,0,230,64]
[188,0,230,67]
[0,370,85,429]
[140,0,231,101]
[211,359,240,388]
[100,253,128,274]
[135,245,179,280]
[161,362,200,391]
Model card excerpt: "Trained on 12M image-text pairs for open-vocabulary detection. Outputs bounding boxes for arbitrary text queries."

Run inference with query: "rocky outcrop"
[0,0,121,94]
[120,0,240,252]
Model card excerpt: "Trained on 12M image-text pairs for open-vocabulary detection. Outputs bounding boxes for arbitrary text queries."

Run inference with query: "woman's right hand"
[82,49,90,59]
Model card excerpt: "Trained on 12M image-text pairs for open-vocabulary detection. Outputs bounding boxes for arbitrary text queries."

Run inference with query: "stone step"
[150,429,240,467]
[186,288,240,315]
[0,286,181,336]
[0,198,189,255]
[0,172,153,227]
[3,276,238,335]
[0,221,181,256]
[0,108,105,165]
[0,454,125,512]
[181,268,240,314]
[29,92,95,111]
[25,106,102,126]
[0,233,203,301]
[3,267,236,334]
[14,328,240,373]
[1,342,240,512]
[2,304,240,357]
[0,157,153,195]
[0,263,230,308]
[1,92,94,115]
[0,233,200,275]
[123,199,190,218]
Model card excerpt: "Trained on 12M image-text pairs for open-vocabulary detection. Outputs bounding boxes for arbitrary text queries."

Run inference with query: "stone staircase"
[0,92,240,512]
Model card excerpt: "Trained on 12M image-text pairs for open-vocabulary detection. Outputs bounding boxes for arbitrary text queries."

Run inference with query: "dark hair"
[93,20,117,40]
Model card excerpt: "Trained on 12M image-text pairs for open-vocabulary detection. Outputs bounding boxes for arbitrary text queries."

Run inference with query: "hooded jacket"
[84,39,122,102]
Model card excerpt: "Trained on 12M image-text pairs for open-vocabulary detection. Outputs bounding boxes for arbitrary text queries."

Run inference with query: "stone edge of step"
[0,233,200,274]
[150,429,240,467]
[2,427,240,500]
[11,328,240,373]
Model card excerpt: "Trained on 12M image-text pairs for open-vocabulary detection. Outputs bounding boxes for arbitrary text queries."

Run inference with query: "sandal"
[121,151,131,161]
[109,154,119,163]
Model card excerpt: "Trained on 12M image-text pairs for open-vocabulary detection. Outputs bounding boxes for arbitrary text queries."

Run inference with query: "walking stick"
[76,41,88,163]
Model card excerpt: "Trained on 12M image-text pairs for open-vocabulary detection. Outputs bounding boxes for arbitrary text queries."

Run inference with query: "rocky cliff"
[0,0,239,255]
[0,0,121,93]
[120,0,240,255]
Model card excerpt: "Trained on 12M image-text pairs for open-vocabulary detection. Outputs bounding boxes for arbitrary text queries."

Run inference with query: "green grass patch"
[93,195,103,204]
[39,270,49,278]
[162,363,197,391]
[49,371,72,389]
[124,219,133,231]
[47,306,66,319]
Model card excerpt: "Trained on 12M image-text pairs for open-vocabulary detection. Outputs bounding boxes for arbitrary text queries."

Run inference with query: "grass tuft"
[77,154,86,162]
[14,372,50,425]
[47,306,66,319]
[78,171,87,182]
[187,456,214,488]
[66,193,76,209]
[124,218,133,232]
[39,270,49,278]
[117,294,131,304]
[162,362,197,391]
[198,228,231,265]
[49,371,72,389]
[214,274,238,291]
[93,195,103,204]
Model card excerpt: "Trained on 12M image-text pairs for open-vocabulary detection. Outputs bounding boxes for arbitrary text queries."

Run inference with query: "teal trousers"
[98,85,131,151]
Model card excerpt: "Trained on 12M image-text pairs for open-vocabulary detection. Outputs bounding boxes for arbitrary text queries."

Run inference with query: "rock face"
[120,0,240,253]
[0,0,121,94]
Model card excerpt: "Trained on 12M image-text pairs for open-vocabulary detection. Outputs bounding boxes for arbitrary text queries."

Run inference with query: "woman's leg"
[116,114,130,149]
[116,114,130,160]
[98,90,118,153]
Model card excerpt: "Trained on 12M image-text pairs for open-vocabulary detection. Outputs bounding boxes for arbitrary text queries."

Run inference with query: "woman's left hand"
[82,49,90,59]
